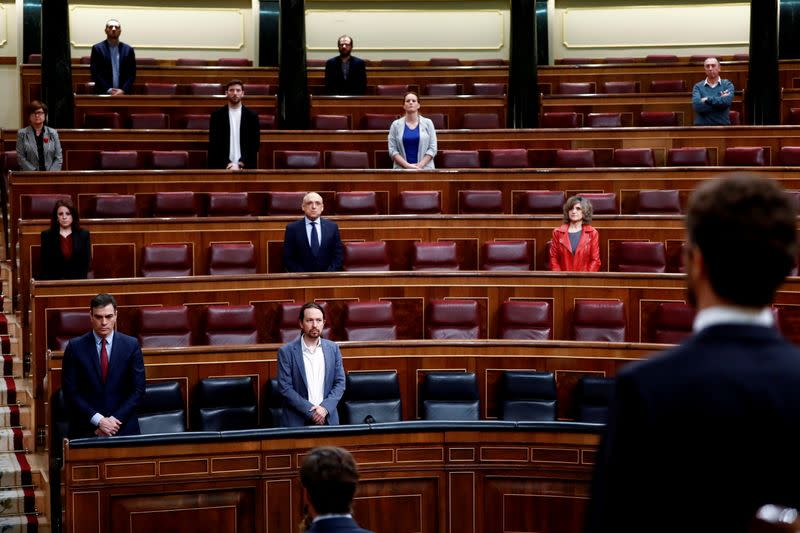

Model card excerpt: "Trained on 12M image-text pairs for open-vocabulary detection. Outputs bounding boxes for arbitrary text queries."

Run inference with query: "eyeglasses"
[31,111,45,116]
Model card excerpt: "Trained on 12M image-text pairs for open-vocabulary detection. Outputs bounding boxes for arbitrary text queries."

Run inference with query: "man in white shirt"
[586,173,800,533]
[208,79,260,170]
[277,302,345,426]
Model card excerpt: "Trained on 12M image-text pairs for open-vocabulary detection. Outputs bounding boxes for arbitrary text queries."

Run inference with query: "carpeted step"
[0,356,21,378]
[0,431,34,453]
[0,514,39,533]
[0,487,39,516]
[0,407,30,429]
[0,314,8,336]
[0,379,31,406]
[0,454,33,488]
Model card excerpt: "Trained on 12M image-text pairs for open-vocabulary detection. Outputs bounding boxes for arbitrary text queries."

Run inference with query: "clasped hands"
[309,405,328,425]
[95,416,122,437]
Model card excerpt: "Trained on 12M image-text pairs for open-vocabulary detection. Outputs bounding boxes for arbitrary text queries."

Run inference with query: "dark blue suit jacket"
[61,331,146,438]
[324,56,367,95]
[306,517,374,533]
[277,337,345,427]
[585,324,800,533]
[283,217,343,272]
[90,40,136,94]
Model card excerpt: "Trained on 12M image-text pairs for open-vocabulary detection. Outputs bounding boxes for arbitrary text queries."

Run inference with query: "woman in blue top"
[388,91,437,169]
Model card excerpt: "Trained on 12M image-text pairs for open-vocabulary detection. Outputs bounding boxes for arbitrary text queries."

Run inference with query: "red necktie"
[100,338,109,383]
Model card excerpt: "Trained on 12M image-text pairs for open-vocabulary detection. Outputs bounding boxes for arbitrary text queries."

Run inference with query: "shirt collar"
[301,334,321,353]
[704,78,721,88]
[92,330,115,345]
[304,216,321,225]
[693,305,773,332]
[312,514,352,523]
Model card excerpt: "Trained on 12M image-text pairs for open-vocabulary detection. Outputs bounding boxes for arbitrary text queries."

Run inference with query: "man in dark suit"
[90,19,136,95]
[61,293,146,438]
[299,446,374,533]
[585,173,800,533]
[283,192,343,272]
[208,79,260,170]
[324,35,367,95]
[277,303,345,427]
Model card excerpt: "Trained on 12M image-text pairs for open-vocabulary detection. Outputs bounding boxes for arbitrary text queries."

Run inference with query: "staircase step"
[0,514,42,533]
[0,379,32,407]
[0,453,34,488]
[0,407,30,429]
[0,356,22,378]
[0,431,35,453]
[0,488,40,516]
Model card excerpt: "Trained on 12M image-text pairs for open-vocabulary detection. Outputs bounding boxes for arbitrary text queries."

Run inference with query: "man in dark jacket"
[208,79,260,170]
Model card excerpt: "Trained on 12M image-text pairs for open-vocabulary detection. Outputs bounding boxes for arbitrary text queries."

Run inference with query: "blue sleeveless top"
[402,123,420,164]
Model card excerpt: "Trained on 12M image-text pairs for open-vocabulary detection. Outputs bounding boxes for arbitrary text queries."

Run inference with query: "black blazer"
[208,104,261,169]
[306,517,374,533]
[585,324,800,533]
[39,228,91,280]
[324,56,367,95]
[282,218,343,272]
[90,40,136,94]
[61,331,146,439]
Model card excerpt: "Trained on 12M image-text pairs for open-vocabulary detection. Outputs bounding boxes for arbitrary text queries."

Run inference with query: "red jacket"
[549,224,601,272]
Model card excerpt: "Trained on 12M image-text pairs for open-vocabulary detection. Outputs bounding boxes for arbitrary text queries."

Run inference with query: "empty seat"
[140,244,192,277]
[637,190,682,214]
[335,191,379,215]
[204,305,258,345]
[611,241,667,273]
[207,192,250,216]
[340,371,402,424]
[498,371,557,421]
[516,190,565,214]
[153,191,197,216]
[217,58,252,66]
[559,57,599,65]
[137,306,192,348]
[129,113,169,129]
[91,194,137,218]
[667,147,709,166]
[487,148,528,168]
[77,83,95,94]
[263,379,284,427]
[425,113,448,129]
[438,150,481,169]
[152,150,189,169]
[575,376,614,423]
[577,192,616,214]
[344,301,397,341]
[208,242,257,275]
[21,193,71,219]
[189,82,223,95]
[194,376,258,431]
[472,59,504,66]
[573,299,626,342]
[260,115,276,130]
[176,58,208,66]
[426,299,479,339]
[312,115,350,130]
[398,191,441,214]
[472,83,506,95]
[375,84,408,96]
[556,82,596,94]
[428,57,461,66]
[84,112,122,129]
[27,53,41,64]
[136,57,158,65]
[138,380,186,434]
[724,147,766,166]
[424,83,459,96]
[605,56,638,63]
[649,79,687,92]
[554,149,595,168]
[601,81,638,94]
[729,110,741,125]
[277,302,332,343]
[612,148,656,167]
[265,192,306,215]
[275,150,322,169]
[143,83,178,95]
[497,300,551,340]
[343,241,390,271]
[181,114,210,129]
[788,108,800,125]
[639,111,680,127]
[651,302,695,344]
[420,372,479,421]
[461,113,501,129]
[779,147,800,165]
[459,190,503,214]
[326,151,369,169]
[645,54,679,63]
[48,309,91,350]
[413,242,459,271]
[586,113,622,128]
[379,59,411,67]
[481,241,531,271]
[541,112,580,128]
[361,114,397,129]
[245,84,272,95]
[99,151,139,170]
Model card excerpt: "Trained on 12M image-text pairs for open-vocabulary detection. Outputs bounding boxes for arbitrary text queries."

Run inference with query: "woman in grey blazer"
[16,100,63,171]
[388,91,437,169]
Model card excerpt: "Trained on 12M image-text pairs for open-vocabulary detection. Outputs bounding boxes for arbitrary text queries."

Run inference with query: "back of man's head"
[300,446,359,514]
[686,173,797,307]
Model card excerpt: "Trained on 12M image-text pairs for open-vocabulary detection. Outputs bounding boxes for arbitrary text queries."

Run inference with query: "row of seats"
[60,370,613,436]
[80,112,275,130]
[29,55,254,66]
[554,54,749,64]
[547,80,690,94]
[539,110,739,128]
[46,299,697,351]
[30,55,506,67]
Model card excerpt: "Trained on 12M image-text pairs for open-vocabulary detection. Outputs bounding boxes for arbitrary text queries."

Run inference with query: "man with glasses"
[90,19,136,95]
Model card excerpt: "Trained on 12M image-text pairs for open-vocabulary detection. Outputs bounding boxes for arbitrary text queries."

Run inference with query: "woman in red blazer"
[549,195,601,272]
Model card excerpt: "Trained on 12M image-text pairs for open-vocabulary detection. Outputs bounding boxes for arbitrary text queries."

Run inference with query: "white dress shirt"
[228,106,242,165]
[301,334,326,406]
[693,305,774,333]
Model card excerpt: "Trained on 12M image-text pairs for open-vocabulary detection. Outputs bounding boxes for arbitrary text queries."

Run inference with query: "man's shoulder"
[67,331,95,348]
[321,338,340,351]
[241,105,259,118]
[278,338,300,355]
[285,218,305,231]
[325,56,340,67]
[321,218,339,229]
[114,331,140,348]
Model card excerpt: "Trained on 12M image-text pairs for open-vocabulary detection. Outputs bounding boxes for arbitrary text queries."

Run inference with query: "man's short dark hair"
[90,293,117,311]
[300,446,359,514]
[225,79,244,91]
[298,302,325,321]
[686,173,798,306]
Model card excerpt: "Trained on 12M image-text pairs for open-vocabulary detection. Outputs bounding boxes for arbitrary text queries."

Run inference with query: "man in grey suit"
[277,302,345,426]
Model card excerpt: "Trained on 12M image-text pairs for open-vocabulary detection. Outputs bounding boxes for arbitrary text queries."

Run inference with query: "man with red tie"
[62,293,145,438]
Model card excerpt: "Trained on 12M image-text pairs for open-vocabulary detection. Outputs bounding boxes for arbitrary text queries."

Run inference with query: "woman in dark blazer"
[39,199,91,280]
[16,100,63,171]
